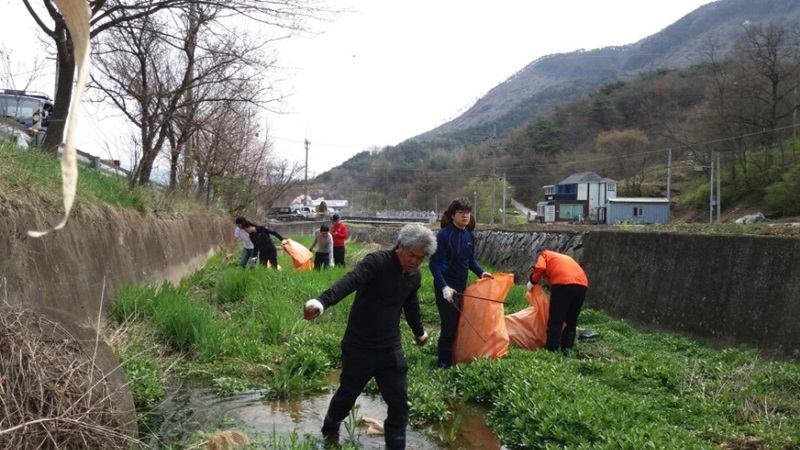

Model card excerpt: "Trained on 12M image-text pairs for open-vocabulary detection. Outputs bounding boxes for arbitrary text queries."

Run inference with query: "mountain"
[415,0,800,143]
[311,0,800,219]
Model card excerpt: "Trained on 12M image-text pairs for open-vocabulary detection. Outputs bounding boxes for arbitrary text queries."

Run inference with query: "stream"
[145,379,506,449]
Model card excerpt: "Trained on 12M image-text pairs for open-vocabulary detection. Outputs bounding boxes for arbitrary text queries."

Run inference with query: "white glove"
[415,331,428,346]
[303,299,324,320]
[442,286,456,303]
[281,239,290,245]
[481,272,493,279]
[526,280,535,291]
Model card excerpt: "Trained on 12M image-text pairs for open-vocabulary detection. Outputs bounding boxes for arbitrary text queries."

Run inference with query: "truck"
[293,205,318,219]
[268,205,318,221]
[0,89,54,146]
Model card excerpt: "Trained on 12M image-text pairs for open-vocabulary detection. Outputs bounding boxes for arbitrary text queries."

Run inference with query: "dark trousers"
[546,284,588,353]
[313,252,330,270]
[434,287,460,368]
[322,344,409,449]
[256,248,278,269]
[333,246,346,267]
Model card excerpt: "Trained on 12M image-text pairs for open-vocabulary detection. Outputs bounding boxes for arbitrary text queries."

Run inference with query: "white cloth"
[235,226,254,249]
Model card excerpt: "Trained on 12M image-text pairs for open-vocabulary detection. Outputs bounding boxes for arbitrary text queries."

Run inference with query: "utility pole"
[709,159,714,224]
[716,153,721,223]
[473,191,478,223]
[304,139,310,206]
[490,153,496,228]
[667,148,672,222]
[502,172,507,225]
[490,126,498,228]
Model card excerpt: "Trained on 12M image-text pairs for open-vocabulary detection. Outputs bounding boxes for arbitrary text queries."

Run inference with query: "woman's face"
[453,209,471,229]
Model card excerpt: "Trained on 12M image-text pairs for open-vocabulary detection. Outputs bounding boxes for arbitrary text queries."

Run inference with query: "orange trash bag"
[452,273,514,365]
[505,285,550,350]
[281,239,313,271]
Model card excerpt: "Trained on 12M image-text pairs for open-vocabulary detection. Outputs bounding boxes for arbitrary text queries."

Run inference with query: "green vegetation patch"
[112,240,800,449]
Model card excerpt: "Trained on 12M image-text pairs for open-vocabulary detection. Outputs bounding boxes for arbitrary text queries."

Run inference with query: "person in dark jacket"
[429,198,492,369]
[528,247,589,353]
[241,221,285,269]
[303,223,436,450]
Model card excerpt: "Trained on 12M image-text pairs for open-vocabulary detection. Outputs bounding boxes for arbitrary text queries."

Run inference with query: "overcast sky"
[2,0,715,176]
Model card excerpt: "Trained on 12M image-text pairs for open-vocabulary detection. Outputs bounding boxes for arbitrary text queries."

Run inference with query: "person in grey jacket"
[303,223,436,450]
[309,223,334,269]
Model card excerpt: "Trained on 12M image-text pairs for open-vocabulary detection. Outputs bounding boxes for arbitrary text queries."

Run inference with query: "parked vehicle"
[293,206,318,219]
[0,89,54,146]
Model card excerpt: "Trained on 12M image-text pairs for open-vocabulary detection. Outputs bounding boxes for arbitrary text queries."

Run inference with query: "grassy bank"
[111,238,800,449]
[0,142,224,215]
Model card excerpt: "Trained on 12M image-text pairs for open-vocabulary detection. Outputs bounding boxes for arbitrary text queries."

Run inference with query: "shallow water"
[146,380,505,449]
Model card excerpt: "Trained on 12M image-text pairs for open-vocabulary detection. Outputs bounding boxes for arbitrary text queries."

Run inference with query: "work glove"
[281,239,290,246]
[481,272,494,279]
[415,331,428,346]
[442,286,456,303]
[303,299,324,320]
[225,253,232,260]
[526,280,535,291]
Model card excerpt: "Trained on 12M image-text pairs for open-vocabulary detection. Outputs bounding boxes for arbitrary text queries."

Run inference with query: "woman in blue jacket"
[429,198,492,368]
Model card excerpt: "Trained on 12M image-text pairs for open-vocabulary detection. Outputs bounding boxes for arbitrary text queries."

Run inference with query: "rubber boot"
[437,345,452,369]
[321,413,341,436]
[384,425,406,450]
[561,328,577,354]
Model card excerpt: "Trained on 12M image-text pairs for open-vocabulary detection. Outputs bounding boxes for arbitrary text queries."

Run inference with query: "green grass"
[113,240,800,449]
[0,142,226,215]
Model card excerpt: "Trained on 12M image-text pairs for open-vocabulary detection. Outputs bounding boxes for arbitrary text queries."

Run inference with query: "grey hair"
[397,223,437,255]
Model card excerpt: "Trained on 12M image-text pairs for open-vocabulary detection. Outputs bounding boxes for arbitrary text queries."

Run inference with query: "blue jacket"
[429,225,484,292]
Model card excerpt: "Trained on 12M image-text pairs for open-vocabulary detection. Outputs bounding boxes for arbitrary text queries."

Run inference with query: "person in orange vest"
[528,247,589,353]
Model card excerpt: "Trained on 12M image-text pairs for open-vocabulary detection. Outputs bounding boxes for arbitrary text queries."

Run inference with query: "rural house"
[537,171,617,223]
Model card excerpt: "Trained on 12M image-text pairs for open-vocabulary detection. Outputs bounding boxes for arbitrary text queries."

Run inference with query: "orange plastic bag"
[452,273,514,365]
[505,285,550,350]
[281,239,313,271]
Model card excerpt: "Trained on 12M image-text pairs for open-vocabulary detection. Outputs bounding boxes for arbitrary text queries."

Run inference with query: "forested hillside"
[308,2,800,223]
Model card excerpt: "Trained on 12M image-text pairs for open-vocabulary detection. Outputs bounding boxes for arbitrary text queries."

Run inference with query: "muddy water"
[147,380,506,449]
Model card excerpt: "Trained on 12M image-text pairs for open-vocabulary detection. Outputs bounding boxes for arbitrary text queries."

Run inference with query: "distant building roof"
[608,197,670,203]
[557,171,617,185]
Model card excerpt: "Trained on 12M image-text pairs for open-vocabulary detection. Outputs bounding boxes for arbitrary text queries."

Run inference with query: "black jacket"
[248,225,284,253]
[318,249,424,349]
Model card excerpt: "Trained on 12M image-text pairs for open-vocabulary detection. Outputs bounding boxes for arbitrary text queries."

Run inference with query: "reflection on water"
[147,380,505,449]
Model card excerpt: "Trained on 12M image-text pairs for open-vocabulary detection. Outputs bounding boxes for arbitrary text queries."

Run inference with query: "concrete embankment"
[349,226,800,359]
[1,204,229,323]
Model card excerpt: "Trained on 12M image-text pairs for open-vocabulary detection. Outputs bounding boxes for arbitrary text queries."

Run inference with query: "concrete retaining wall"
[0,204,229,325]
[349,226,800,359]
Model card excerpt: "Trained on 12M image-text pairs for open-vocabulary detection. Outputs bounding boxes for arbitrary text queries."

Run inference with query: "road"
[510,198,537,221]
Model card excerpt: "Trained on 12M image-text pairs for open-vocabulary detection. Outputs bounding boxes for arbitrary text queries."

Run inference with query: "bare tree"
[90,3,282,187]
[593,129,651,196]
[21,0,332,154]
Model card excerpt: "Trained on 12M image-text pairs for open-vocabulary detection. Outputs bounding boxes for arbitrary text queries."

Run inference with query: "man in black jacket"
[241,221,285,269]
[303,223,436,450]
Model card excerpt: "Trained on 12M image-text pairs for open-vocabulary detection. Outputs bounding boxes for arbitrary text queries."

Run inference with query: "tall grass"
[117,240,800,449]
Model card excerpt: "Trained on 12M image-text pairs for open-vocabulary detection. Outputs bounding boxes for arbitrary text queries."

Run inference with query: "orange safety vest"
[531,250,588,287]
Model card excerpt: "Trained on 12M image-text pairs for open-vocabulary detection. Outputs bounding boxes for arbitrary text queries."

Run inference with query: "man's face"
[453,209,471,229]
[396,245,427,273]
